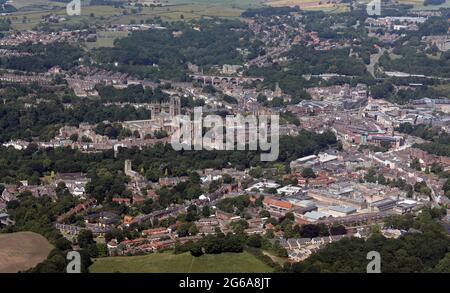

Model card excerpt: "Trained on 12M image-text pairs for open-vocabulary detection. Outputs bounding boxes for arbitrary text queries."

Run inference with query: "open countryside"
[90,251,274,273]
[0,232,53,273]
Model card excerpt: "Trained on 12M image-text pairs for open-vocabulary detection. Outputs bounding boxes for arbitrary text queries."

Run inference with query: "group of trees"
[0,86,151,143]
[0,42,83,72]
[379,41,450,78]
[396,122,450,158]
[369,80,447,104]
[0,19,11,31]
[155,173,203,207]
[363,167,414,197]
[86,167,130,203]
[96,84,169,104]
[77,229,107,258]
[216,195,252,214]
[0,144,118,184]
[93,19,261,80]
[115,129,337,183]
[95,122,136,140]
[175,233,245,257]
[246,46,370,97]
[0,128,336,199]
[396,123,440,141]
[415,142,450,158]
[285,208,450,273]
[0,129,338,202]
[2,190,92,272]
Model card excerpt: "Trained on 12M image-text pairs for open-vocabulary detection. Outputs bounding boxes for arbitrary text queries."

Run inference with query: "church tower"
[170,96,181,117]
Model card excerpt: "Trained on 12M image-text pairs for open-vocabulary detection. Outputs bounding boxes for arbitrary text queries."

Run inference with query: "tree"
[247,234,262,248]
[6,199,19,210]
[410,158,422,171]
[435,253,450,272]
[96,243,108,258]
[222,234,244,253]
[69,133,79,142]
[189,172,201,184]
[77,229,94,248]
[202,235,223,254]
[81,135,92,143]
[249,166,263,178]
[259,210,270,218]
[188,224,199,236]
[300,224,320,238]
[201,206,211,218]
[330,224,347,236]
[222,174,233,184]
[301,168,316,179]
[189,242,204,257]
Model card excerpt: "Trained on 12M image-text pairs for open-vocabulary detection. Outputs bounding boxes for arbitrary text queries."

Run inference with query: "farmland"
[1,0,357,31]
[0,231,53,273]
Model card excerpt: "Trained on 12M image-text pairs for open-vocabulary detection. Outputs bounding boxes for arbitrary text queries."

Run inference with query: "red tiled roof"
[263,197,293,210]
[112,198,131,203]
[142,227,168,235]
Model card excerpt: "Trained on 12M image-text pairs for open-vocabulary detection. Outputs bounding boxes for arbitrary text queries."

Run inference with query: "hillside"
[90,251,274,273]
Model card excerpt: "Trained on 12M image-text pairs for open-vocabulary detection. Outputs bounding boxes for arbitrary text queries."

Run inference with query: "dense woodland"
[0,84,152,142]
[96,84,170,103]
[93,19,261,80]
[246,46,371,98]
[0,42,83,72]
[0,129,337,187]
[370,80,449,104]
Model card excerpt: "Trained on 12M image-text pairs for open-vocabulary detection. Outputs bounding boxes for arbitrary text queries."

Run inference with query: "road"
[367,48,388,78]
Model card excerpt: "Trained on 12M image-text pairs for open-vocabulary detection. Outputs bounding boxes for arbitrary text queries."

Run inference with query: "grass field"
[396,0,450,8]
[1,0,352,31]
[90,251,275,273]
[2,1,253,30]
[84,31,130,49]
[9,0,64,10]
[0,231,53,273]
[365,0,450,10]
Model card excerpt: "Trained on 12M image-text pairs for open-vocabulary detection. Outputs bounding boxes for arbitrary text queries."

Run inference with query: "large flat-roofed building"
[327,205,357,217]
[245,181,280,192]
[302,211,330,222]
[277,185,302,195]
[370,198,397,212]
[307,186,368,210]
[393,199,418,214]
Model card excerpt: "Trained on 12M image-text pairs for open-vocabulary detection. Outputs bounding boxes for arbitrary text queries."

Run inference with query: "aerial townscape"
[0,0,449,276]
